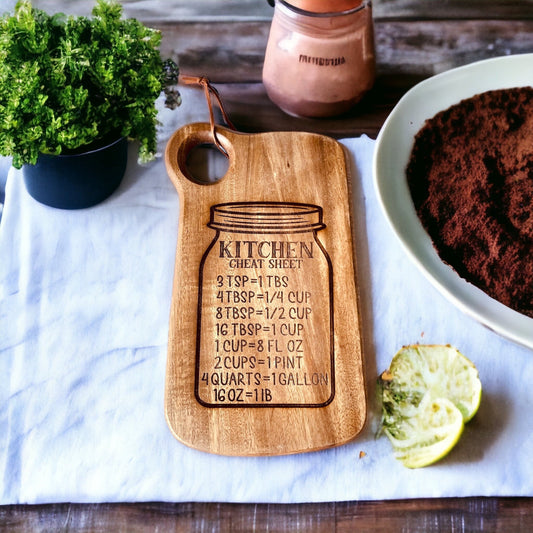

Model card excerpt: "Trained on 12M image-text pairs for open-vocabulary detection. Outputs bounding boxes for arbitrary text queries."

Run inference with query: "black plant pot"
[23,136,128,209]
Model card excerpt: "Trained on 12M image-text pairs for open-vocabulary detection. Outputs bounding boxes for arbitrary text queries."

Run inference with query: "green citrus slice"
[379,344,482,468]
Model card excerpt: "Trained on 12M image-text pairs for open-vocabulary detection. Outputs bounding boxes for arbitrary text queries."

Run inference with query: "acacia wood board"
[164,122,365,456]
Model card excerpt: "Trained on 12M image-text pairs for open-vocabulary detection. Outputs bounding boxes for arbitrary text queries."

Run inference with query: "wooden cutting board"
[164,122,366,456]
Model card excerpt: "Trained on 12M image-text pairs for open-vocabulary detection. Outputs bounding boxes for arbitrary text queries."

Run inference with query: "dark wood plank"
[213,77,410,139]
[158,21,269,83]
[31,0,533,21]
[376,20,533,76]
[32,0,273,20]
[372,0,533,20]
[1,498,533,532]
[157,19,533,83]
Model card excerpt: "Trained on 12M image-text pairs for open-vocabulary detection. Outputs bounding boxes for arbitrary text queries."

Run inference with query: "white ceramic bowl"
[373,54,533,350]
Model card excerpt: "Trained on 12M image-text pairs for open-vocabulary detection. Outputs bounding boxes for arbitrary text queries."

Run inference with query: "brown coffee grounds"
[406,87,533,318]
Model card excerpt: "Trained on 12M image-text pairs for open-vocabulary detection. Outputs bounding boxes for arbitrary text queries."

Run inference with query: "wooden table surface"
[2,1,533,531]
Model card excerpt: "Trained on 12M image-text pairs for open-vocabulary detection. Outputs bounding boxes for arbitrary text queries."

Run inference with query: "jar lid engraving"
[208,201,326,233]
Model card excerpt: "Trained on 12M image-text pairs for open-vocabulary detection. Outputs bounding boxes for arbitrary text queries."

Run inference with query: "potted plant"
[0,0,180,208]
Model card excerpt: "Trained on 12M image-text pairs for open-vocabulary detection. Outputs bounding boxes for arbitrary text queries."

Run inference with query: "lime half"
[379,344,482,468]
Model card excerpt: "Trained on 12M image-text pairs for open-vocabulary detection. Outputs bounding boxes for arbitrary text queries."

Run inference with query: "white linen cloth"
[1,92,532,504]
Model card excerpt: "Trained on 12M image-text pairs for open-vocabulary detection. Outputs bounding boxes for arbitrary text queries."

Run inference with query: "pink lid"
[285,0,363,12]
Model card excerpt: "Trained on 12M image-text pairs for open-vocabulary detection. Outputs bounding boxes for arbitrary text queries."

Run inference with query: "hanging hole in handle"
[183,142,230,185]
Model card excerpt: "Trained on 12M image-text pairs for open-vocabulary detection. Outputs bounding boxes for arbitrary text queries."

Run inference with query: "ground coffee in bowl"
[406,87,533,318]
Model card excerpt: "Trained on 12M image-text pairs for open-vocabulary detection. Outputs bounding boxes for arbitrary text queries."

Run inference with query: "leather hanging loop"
[179,75,236,157]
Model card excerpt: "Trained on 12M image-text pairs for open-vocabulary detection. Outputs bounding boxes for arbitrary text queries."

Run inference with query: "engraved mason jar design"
[195,202,334,407]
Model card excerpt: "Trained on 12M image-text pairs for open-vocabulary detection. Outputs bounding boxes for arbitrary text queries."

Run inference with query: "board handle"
[165,122,237,192]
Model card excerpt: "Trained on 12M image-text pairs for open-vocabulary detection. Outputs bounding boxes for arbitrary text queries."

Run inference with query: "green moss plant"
[0,0,180,169]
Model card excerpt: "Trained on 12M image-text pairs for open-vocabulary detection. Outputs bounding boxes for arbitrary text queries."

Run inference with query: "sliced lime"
[379,344,482,468]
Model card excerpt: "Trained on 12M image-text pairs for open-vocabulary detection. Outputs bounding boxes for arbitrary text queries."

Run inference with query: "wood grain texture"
[213,78,411,140]
[158,19,533,83]
[164,123,365,455]
[30,0,533,21]
[2,499,533,532]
